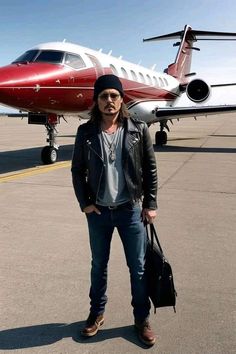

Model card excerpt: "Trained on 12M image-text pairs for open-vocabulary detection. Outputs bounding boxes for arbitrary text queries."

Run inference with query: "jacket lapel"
[123,118,141,159]
[85,123,103,159]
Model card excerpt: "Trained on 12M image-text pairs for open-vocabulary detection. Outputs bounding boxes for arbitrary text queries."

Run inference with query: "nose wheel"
[28,113,60,164]
[41,146,58,164]
[41,120,59,164]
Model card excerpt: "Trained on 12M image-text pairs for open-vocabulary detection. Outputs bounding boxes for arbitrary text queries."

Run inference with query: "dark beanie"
[93,74,124,101]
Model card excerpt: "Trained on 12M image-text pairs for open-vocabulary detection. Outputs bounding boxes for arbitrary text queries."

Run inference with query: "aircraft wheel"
[155,131,167,146]
[41,146,58,164]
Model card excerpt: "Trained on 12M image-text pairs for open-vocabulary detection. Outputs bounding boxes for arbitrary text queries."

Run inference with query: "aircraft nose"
[0,65,29,108]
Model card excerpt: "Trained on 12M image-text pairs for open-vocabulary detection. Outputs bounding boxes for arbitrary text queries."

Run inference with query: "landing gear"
[155,120,169,146]
[28,113,60,164]
[155,131,167,146]
[41,146,58,164]
[42,118,59,164]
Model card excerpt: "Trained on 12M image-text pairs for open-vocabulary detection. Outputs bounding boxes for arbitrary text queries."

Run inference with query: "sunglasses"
[98,93,121,101]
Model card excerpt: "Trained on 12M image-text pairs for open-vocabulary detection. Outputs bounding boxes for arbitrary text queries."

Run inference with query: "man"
[71,74,158,346]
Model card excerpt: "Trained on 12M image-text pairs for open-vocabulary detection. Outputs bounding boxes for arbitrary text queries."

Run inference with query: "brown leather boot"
[81,313,105,337]
[135,319,156,346]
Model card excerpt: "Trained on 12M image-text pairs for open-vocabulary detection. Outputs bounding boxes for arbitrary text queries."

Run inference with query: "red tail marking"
[166,25,195,82]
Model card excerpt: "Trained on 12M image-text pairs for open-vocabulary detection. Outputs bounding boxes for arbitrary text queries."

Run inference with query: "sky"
[1,0,236,112]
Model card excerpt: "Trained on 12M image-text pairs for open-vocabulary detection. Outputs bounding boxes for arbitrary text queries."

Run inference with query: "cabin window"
[64,53,86,69]
[121,67,128,79]
[153,76,158,86]
[159,77,164,87]
[146,74,152,85]
[12,50,39,63]
[130,70,137,81]
[110,64,119,76]
[34,50,64,64]
[139,72,145,83]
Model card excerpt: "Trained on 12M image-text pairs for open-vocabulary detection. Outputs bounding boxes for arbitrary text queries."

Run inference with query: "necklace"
[102,128,120,162]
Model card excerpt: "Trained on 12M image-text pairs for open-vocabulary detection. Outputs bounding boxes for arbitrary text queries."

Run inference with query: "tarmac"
[0,113,236,354]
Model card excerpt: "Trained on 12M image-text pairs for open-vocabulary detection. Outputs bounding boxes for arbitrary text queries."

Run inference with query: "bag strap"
[146,223,164,254]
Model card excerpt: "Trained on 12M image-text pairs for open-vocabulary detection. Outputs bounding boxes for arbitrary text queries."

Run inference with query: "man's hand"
[142,208,157,224]
[83,204,101,215]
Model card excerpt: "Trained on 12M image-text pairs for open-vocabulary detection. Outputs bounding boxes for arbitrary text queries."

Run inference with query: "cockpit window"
[64,53,86,69]
[34,50,64,63]
[12,49,85,69]
[12,50,64,64]
[12,50,39,64]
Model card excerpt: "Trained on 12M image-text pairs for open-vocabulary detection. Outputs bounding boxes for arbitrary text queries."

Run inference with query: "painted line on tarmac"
[0,161,71,183]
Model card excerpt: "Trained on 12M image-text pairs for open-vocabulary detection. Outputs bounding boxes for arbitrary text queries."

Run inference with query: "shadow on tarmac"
[210,134,236,138]
[0,144,74,174]
[0,321,150,350]
[2,139,235,175]
[154,145,236,153]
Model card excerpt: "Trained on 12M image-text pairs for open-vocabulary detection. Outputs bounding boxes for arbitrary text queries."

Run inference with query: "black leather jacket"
[71,117,157,211]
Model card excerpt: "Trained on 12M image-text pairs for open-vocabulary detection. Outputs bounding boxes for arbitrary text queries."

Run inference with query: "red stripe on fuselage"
[0,64,177,113]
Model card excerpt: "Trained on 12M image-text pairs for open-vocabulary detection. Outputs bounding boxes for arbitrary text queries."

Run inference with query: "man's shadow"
[0,321,150,350]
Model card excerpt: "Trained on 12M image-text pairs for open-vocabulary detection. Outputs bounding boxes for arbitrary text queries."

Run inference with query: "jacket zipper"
[86,139,104,203]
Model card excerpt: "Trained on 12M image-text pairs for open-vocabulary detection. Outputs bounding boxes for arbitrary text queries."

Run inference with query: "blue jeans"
[85,203,151,321]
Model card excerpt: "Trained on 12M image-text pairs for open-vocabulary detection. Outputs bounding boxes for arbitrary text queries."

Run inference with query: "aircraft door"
[86,54,105,78]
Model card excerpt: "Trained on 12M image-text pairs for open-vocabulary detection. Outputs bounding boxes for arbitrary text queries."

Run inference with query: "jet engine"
[186,79,210,103]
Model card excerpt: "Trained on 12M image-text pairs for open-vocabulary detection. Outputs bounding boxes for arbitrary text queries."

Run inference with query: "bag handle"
[146,223,164,254]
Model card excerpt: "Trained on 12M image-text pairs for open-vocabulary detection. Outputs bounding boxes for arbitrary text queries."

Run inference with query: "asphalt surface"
[0,113,236,354]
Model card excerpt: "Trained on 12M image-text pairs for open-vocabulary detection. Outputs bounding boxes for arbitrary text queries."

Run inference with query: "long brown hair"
[89,101,130,123]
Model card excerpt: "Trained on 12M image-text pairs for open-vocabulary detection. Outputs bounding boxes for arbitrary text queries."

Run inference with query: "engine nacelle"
[186,79,210,103]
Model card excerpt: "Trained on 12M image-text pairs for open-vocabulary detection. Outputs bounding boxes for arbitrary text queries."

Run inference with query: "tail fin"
[166,25,194,82]
[143,25,236,84]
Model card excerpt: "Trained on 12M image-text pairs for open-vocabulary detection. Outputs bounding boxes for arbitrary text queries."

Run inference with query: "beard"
[103,112,116,116]
[103,105,119,117]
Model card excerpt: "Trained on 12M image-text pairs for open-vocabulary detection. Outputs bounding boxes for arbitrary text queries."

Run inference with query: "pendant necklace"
[102,127,120,162]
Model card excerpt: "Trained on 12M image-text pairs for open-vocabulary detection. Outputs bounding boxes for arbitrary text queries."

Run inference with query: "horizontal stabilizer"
[143,25,236,82]
[143,27,236,42]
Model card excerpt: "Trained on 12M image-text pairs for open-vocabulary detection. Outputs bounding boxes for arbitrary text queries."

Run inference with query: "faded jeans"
[85,202,151,321]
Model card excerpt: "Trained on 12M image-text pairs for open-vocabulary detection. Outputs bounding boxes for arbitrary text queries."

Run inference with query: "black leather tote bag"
[145,223,177,312]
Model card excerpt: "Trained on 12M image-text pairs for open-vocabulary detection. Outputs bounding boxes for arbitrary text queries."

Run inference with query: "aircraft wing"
[5,113,28,117]
[2,105,236,122]
[0,111,28,117]
[155,105,236,121]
